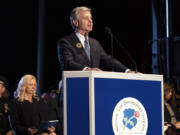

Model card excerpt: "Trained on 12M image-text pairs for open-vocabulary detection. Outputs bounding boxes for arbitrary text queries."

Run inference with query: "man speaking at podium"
[57,6,134,73]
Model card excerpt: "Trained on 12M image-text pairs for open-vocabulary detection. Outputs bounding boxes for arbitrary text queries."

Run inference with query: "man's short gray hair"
[70,6,91,30]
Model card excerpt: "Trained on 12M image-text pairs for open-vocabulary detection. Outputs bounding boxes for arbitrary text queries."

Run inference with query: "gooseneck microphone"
[105,27,114,71]
[105,26,138,72]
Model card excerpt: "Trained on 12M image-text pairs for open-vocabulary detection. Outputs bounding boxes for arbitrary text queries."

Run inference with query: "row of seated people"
[2,74,180,135]
[0,74,63,135]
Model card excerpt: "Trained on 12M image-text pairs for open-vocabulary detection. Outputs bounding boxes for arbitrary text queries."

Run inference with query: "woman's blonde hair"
[16,74,39,102]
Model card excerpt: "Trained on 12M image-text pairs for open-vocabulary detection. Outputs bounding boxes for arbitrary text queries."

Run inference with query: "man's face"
[0,83,5,96]
[74,10,93,33]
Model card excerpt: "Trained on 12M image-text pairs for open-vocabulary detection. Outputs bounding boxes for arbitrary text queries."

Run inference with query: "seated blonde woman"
[10,74,56,135]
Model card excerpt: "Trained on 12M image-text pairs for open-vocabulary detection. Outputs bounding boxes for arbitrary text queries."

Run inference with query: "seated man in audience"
[0,75,13,135]
[44,88,62,135]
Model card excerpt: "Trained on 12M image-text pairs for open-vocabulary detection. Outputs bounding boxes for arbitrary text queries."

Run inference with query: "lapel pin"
[76,43,82,48]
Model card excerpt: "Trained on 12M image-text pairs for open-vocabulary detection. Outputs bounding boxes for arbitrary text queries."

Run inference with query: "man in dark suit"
[57,6,132,72]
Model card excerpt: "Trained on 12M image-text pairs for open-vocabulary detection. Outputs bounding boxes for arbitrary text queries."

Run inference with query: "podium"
[63,71,164,135]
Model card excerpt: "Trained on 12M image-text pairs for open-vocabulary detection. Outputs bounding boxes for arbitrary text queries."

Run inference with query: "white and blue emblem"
[123,108,139,130]
[112,97,148,135]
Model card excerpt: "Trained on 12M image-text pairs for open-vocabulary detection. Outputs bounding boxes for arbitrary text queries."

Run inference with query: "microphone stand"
[110,30,114,71]
[113,35,138,72]
[105,27,138,72]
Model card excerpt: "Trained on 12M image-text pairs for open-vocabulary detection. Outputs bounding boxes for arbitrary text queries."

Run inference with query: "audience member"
[45,88,62,135]
[10,74,56,135]
[41,92,51,103]
[3,89,10,99]
[0,75,13,135]
[164,82,180,135]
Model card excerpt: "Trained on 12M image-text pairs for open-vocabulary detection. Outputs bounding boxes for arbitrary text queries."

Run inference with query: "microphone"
[104,26,112,34]
[105,26,138,72]
[105,27,114,71]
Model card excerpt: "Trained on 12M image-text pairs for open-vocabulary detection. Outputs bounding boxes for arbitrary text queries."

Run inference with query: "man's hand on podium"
[85,67,102,71]
[127,70,142,74]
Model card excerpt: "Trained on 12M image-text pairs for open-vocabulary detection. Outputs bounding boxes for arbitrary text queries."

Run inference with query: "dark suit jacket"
[57,32,128,72]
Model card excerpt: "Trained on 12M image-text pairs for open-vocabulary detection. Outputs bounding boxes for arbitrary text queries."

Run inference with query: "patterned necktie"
[84,37,90,61]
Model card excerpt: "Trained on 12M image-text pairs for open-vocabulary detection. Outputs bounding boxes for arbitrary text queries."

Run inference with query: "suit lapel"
[71,33,91,64]
[89,38,95,66]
